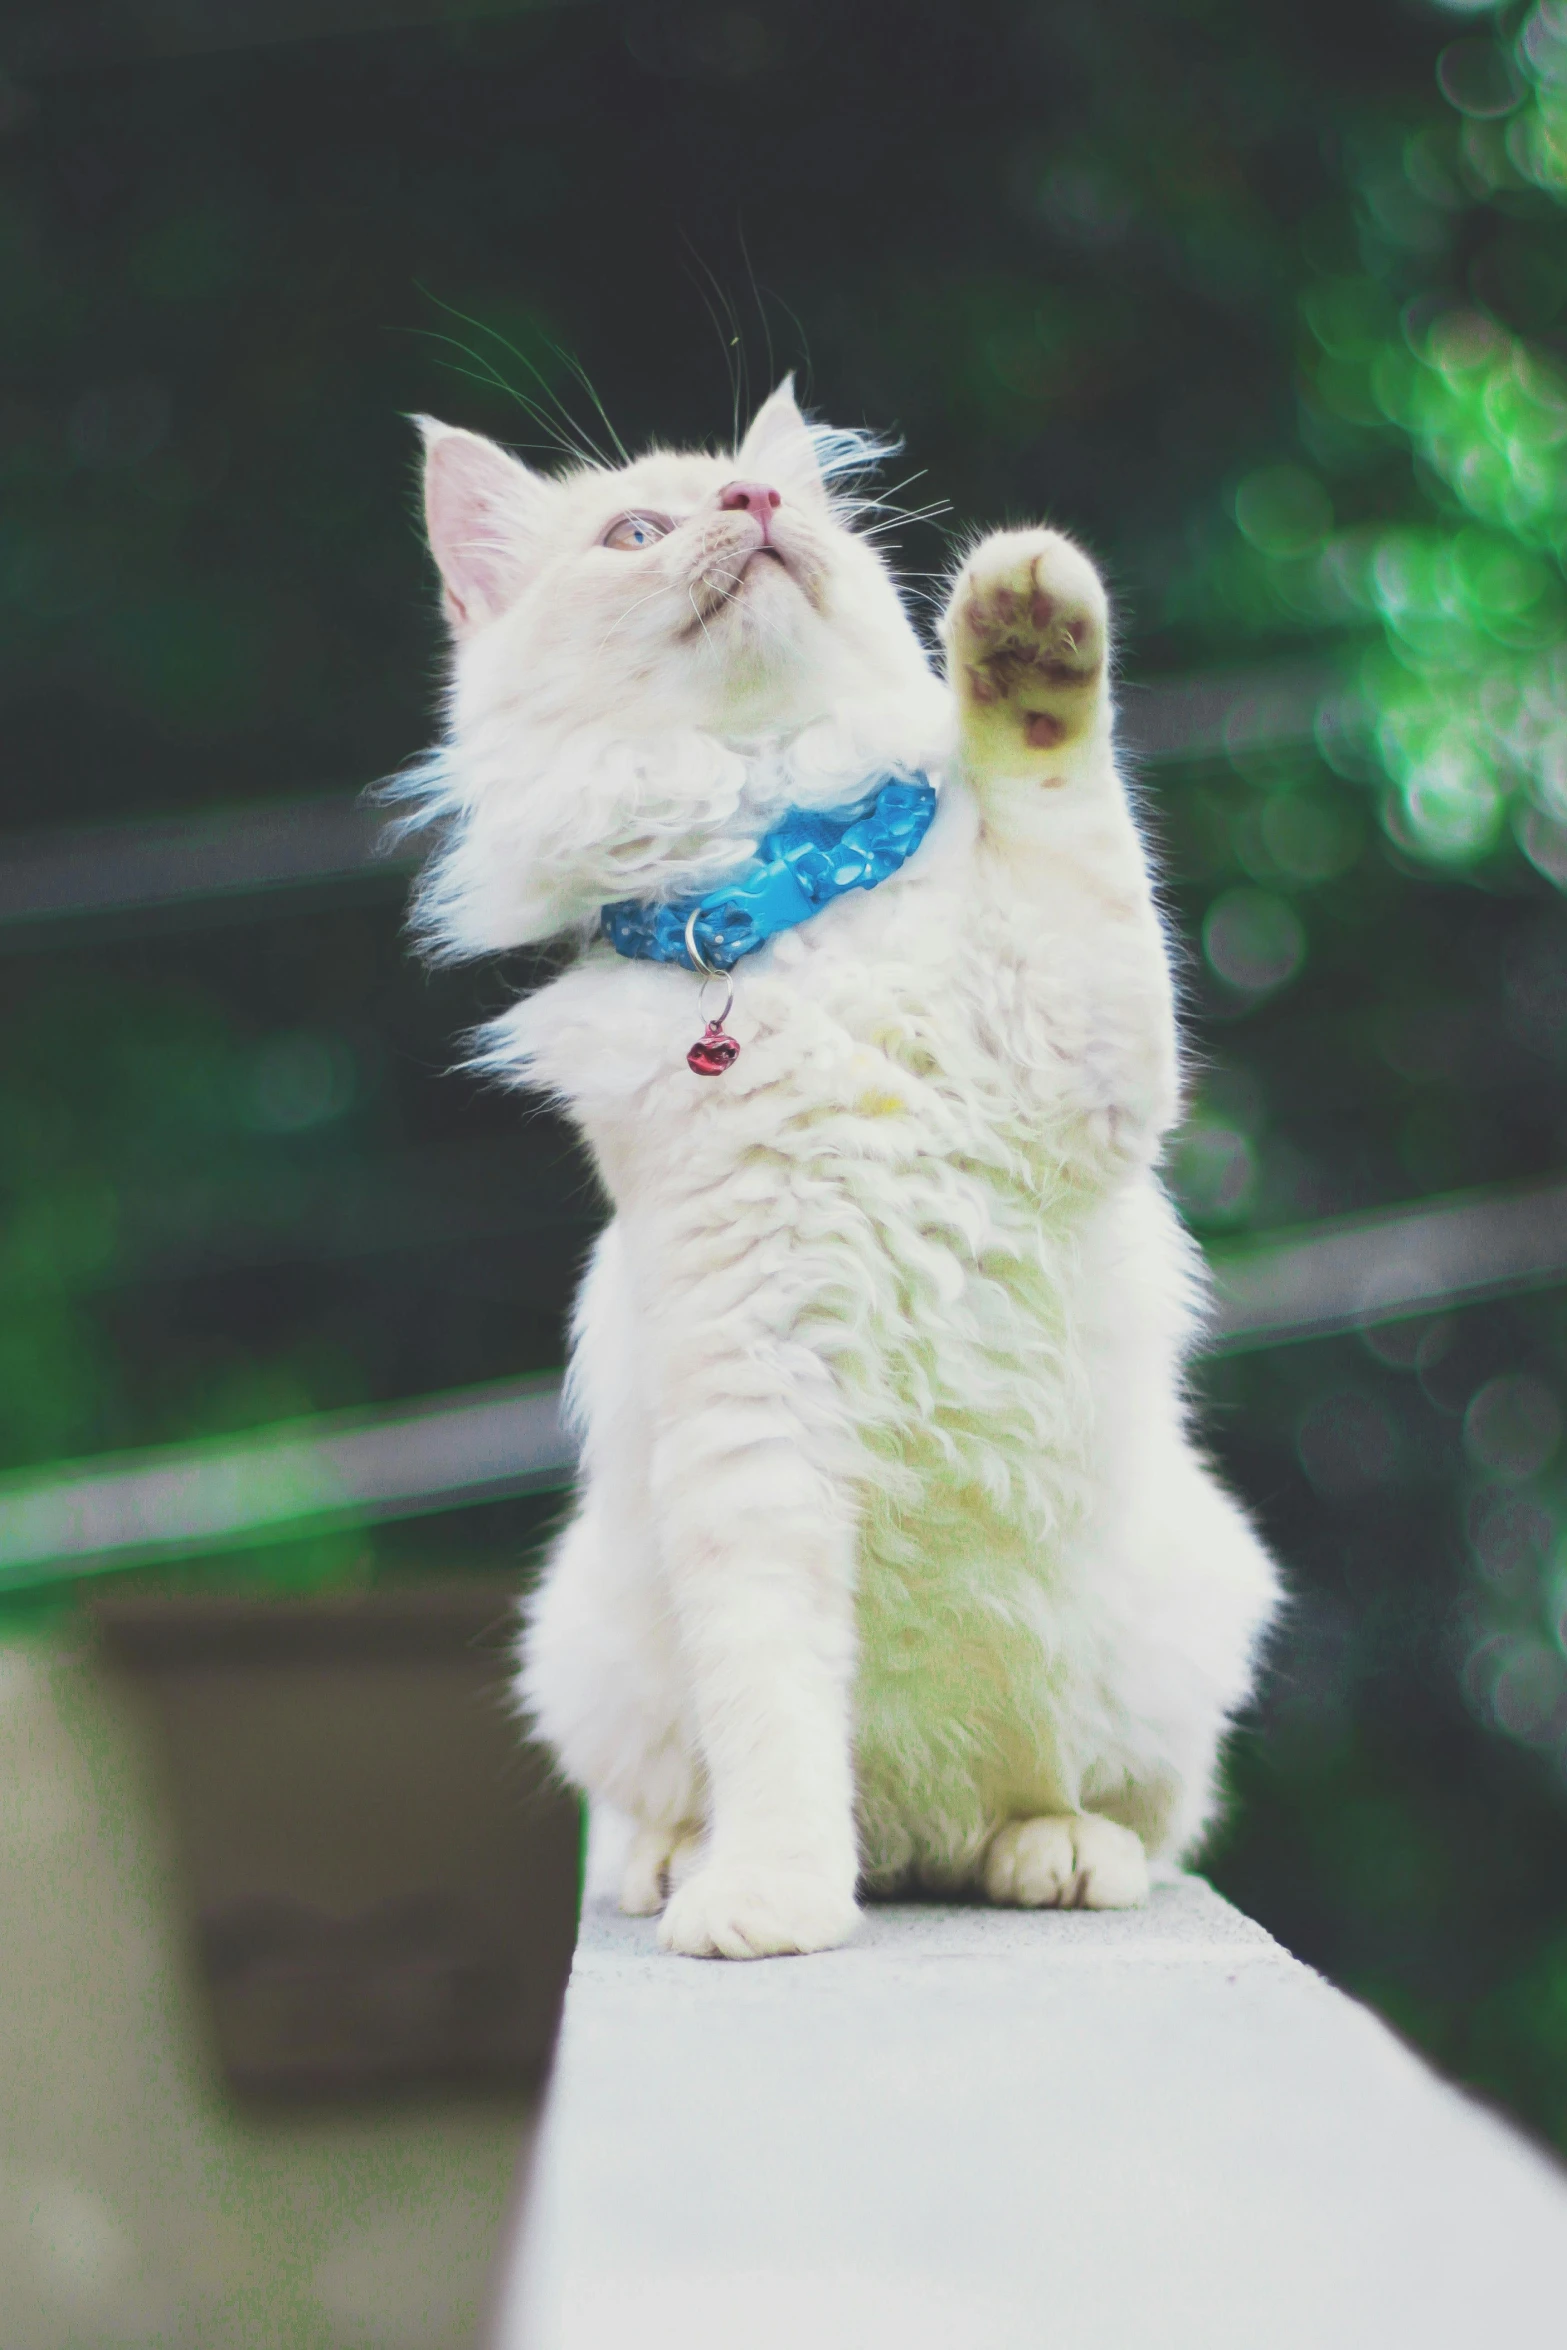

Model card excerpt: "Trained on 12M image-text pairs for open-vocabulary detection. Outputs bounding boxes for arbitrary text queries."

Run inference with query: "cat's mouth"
[683,541,804,633]
[739,541,827,617]
[735,543,793,592]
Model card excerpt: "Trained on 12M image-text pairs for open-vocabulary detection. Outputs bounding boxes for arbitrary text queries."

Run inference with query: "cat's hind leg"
[523,1498,703,1906]
[520,1222,703,1911]
[618,1820,706,1916]
[982,1814,1149,1911]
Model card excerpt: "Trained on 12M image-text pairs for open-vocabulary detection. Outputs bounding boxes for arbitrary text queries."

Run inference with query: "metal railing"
[4,1172,1564,1591]
[17,651,1539,1594]
[0,658,1334,933]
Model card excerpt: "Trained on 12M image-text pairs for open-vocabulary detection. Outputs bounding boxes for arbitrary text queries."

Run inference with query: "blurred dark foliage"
[3,0,1567,2149]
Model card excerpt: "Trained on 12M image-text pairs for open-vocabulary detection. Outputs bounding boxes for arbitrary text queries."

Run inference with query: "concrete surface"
[503,1876,1567,2349]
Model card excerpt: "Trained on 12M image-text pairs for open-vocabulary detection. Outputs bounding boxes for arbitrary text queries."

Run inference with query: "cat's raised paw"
[657,1859,859,1959]
[982,1813,1148,1910]
[945,528,1108,763]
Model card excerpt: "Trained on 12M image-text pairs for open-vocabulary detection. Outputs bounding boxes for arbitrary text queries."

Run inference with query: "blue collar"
[600,773,937,975]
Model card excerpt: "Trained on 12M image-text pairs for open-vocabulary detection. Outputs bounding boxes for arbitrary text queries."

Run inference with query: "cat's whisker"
[543,336,630,466]
[686,586,716,647]
[680,243,749,454]
[415,294,618,470]
[857,504,954,540]
[422,342,601,471]
[864,494,953,523]
[596,583,681,653]
[860,466,937,507]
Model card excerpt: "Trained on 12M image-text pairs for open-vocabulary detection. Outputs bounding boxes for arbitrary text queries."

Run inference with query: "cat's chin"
[726,546,798,604]
[679,549,807,651]
[742,540,824,608]
[734,550,823,644]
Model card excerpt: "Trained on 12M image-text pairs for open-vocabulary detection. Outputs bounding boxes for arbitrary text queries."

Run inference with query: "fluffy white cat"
[405,381,1279,1959]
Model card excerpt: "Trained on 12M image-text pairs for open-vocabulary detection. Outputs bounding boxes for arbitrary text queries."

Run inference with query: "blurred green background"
[4,0,1567,2157]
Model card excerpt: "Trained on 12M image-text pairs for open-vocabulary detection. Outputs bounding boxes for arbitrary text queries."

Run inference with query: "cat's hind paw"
[619,1822,705,1916]
[944,528,1108,768]
[982,1814,1148,1910]
[657,1859,859,1959]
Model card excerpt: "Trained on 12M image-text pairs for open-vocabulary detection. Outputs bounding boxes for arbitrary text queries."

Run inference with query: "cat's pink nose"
[720,480,782,540]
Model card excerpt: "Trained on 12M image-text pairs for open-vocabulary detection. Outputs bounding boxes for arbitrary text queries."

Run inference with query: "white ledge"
[499,1877,1567,2349]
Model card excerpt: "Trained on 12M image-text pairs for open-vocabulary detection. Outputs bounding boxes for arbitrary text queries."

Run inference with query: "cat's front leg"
[942,528,1179,1171]
[648,1339,862,1959]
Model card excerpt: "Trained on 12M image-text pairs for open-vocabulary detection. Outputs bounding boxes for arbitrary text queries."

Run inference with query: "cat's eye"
[601,511,674,552]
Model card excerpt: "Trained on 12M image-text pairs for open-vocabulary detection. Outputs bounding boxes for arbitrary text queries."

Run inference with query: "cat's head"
[419,380,933,736]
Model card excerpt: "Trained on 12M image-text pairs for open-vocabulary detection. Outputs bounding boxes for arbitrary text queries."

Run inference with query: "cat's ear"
[416,417,550,634]
[737,378,827,505]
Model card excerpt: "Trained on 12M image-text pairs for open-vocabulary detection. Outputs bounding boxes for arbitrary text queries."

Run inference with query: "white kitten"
[405,381,1280,1959]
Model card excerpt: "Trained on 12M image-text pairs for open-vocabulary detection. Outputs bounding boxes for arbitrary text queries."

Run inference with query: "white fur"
[407,383,1280,1959]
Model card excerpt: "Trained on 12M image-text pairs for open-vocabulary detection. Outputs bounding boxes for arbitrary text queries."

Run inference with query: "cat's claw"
[945,528,1108,764]
[982,1813,1148,1909]
[657,1860,860,1959]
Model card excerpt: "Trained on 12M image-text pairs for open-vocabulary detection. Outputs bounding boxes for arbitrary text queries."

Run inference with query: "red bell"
[687,1022,740,1076]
